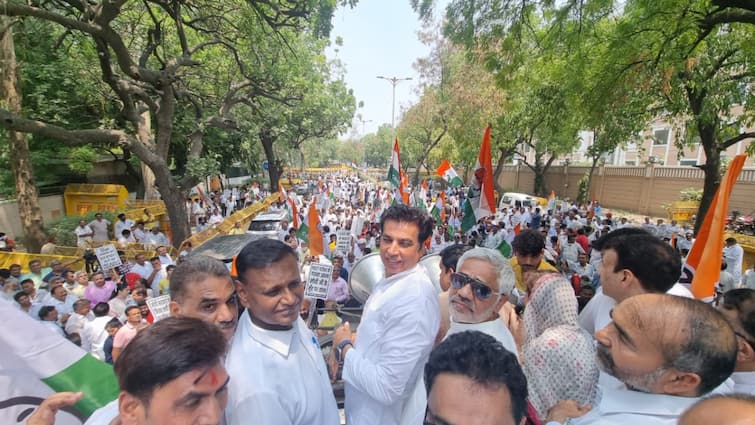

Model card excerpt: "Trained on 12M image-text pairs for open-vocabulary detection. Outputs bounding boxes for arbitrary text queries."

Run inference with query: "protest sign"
[305,263,333,300]
[94,244,122,272]
[145,295,172,322]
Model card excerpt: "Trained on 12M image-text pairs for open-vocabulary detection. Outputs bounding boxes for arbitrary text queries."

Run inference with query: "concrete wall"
[497,165,755,218]
[0,195,65,240]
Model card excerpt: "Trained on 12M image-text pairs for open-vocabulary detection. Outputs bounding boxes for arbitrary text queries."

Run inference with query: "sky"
[327,0,447,137]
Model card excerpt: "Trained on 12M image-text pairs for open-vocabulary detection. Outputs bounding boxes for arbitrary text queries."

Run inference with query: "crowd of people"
[4,170,755,425]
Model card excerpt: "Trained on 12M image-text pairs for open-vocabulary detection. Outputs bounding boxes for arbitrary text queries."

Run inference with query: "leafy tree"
[0,0,352,246]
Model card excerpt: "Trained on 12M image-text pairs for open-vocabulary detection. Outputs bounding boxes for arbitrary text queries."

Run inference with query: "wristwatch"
[335,340,353,363]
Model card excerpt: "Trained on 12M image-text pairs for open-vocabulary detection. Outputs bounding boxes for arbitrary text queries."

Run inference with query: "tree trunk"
[493,147,509,194]
[0,19,45,252]
[153,166,190,248]
[694,123,720,235]
[260,128,281,192]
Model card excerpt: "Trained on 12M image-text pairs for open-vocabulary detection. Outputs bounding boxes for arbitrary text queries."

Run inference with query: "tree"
[0,0,350,246]
[397,87,447,185]
[0,18,45,251]
[362,124,394,168]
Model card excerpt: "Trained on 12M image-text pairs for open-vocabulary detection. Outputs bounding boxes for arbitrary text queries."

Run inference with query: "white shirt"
[114,219,135,239]
[444,319,519,359]
[343,265,440,425]
[83,315,113,359]
[573,386,700,425]
[724,244,744,283]
[130,262,154,280]
[74,225,93,248]
[731,371,755,395]
[578,283,694,335]
[225,311,339,425]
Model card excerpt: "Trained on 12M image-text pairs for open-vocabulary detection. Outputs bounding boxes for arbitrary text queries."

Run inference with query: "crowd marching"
[2,166,755,425]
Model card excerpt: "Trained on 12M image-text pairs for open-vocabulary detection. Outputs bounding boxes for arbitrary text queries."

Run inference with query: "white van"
[498,192,537,210]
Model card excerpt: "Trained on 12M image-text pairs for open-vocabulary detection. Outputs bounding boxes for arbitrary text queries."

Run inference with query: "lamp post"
[358,117,373,134]
[376,75,412,130]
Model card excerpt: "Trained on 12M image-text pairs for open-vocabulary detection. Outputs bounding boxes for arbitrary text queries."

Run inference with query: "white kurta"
[225,311,339,425]
[343,265,440,425]
[572,386,700,425]
[731,371,755,395]
[444,318,519,360]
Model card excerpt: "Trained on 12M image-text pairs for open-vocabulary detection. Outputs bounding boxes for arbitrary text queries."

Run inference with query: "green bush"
[45,211,117,246]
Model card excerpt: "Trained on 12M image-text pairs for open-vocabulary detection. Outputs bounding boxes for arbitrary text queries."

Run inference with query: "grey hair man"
[445,247,519,357]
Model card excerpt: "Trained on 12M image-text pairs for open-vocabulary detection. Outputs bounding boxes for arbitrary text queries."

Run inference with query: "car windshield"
[248,221,279,231]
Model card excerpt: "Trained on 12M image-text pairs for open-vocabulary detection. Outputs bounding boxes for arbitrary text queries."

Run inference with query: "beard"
[596,341,664,393]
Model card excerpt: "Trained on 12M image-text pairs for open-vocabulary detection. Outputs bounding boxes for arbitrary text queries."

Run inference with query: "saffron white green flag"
[387,138,401,187]
[417,180,428,210]
[0,299,119,423]
[436,160,463,187]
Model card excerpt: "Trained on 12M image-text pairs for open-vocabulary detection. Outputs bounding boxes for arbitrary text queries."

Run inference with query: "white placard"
[146,294,172,322]
[94,244,122,272]
[351,217,364,238]
[336,229,351,255]
[305,262,333,300]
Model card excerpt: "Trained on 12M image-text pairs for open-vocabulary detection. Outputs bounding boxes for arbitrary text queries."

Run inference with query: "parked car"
[247,209,287,240]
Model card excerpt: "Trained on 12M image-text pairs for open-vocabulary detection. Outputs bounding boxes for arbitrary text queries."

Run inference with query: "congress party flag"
[437,160,463,187]
[278,181,287,202]
[430,191,445,222]
[387,138,402,188]
[468,124,496,221]
[682,154,746,299]
[417,180,428,210]
[287,195,299,228]
[0,299,119,423]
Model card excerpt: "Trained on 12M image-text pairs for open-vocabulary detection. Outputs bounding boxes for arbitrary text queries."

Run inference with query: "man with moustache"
[573,294,737,424]
[332,205,440,425]
[168,255,238,340]
[435,244,470,344]
[443,247,518,357]
[225,239,339,425]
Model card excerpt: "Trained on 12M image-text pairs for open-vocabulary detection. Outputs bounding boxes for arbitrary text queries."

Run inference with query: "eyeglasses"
[450,272,495,300]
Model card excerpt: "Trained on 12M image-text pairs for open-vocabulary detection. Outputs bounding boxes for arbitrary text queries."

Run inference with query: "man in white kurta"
[333,205,440,425]
[226,237,339,425]
[724,237,744,284]
[225,311,338,425]
[573,294,738,425]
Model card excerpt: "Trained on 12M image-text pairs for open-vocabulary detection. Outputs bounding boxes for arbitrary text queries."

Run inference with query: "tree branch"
[0,107,131,147]
[721,131,755,149]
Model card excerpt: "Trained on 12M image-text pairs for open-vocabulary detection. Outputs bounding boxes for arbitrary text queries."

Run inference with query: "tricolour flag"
[469,124,496,221]
[547,190,556,211]
[417,180,428,210]
[683,154,746,299]
[430,191,447,224]
[0,299,119,423]
[437,160,463,187]
[387,138,402,187]
[307,198,324,256]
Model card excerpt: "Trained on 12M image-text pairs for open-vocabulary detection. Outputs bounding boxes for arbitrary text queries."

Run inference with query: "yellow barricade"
[0,252,86,273]
[181,193,279,250]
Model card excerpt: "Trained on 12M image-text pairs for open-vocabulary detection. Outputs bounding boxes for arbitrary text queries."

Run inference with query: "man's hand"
[329,322,353,382]
[546,400,591,424]
[27,391,83,425]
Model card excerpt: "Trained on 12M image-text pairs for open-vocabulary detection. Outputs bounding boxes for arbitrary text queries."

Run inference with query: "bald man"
[678,394,755,425]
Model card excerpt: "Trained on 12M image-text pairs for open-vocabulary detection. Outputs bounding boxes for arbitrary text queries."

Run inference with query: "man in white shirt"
[226,238,339,425]
[717,288,755,394]
[83,302,115,359]
[156,245,175,266]
[578,228,685,335]
[144,226,170,249]
[724,237,745,285]
[114,213,135,239]
[573,293,737,425]
[444,247,518,356]
[130,254,154,282]
[332,205,440,425]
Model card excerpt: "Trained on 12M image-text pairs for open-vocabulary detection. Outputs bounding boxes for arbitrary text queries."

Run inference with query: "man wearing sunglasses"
[717,288,755,394]
[444,247,519,358]
[332,204,440,425]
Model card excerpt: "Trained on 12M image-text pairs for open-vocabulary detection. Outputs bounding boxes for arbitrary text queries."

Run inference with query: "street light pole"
[377,75,412,130]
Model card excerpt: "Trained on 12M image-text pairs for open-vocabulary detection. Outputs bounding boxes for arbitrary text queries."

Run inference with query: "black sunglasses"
[450,272,495,300]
